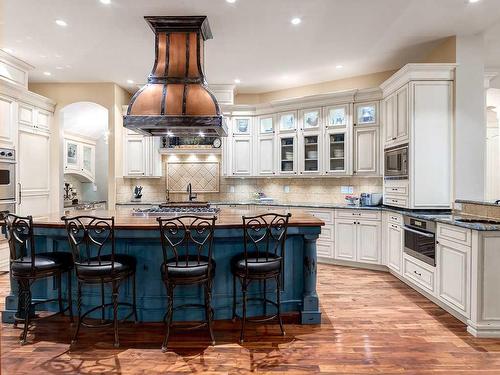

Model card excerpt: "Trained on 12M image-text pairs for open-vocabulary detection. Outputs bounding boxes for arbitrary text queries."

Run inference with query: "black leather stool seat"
[11,252,73,275]
[161,255,215,279]
[232,253,281,275]
[76,254,136,279]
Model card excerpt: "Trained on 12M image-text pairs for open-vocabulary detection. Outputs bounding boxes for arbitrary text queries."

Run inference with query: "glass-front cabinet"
[325,104,348,128]
[300,108,321,131]
[82,144,95,180]
[299,133,320,174]
[354,101,378,126]
[64,140,80,172]
[278,111,297,132]
[325,130,349,175]
[278,134,297,174]
[259,115,275,134]
[64,138,96,181]
[233,117,252,135]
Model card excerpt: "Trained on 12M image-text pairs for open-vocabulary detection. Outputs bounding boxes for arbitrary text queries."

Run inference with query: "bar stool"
[62,215,137,348]
[4,213,73,345]
[232,212,291,343]
[157,215,217,352]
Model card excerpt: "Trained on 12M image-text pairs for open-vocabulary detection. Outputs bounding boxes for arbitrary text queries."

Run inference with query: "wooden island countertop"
[33,207,325,230]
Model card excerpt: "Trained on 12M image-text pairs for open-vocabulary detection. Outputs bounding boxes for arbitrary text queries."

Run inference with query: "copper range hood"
[124,16,226,137]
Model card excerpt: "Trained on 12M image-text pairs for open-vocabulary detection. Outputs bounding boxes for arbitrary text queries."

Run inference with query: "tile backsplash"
[116,155,382,204]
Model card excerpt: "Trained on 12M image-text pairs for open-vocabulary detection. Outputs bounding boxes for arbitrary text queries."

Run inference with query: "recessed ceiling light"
[56,66,63,70]
[55,19,68,27]
[100,0,112,4]
[336,65,344,69]
[2,48,13,54]
[226,0,236,3]
[291,17,301,25]
[126,79,134,84]
[468,0,480,3]
[43,72,52,76]
[234,78,241,84]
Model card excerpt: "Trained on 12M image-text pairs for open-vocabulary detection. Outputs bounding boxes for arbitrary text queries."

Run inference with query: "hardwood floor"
[2,264,500,374]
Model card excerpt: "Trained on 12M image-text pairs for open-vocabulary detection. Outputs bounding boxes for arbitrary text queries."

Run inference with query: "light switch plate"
[284,185,290,193]
[229,185,235,193]
[92,183,97,192]
[341,186,354,194]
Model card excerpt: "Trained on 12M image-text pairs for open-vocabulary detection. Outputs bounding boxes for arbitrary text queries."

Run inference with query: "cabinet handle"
[18,183,22,205]
[414,270,422,277]
[436,240,439,245]
[392,137,396,140]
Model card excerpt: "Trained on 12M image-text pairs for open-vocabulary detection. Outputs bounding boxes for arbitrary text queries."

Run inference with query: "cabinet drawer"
[317,241,333,258]
[306,209,334,224]
[335,209,381,221]
[387,212,403,225]
[319,225,334,242]
[404,256,435,294]
[384,185,408,195]
[384,196,408,208]
[437,224,471,247]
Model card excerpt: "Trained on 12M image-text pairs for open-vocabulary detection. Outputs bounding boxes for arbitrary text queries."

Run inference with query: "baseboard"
[318,257,389,272]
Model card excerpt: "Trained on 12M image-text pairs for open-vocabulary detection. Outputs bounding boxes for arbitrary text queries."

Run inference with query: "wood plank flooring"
[2,265,500,374]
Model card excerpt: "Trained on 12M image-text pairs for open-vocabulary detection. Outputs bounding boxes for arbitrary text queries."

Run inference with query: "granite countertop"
[64,200,107,208]
[456,199,500,207]
[114,200,500,231]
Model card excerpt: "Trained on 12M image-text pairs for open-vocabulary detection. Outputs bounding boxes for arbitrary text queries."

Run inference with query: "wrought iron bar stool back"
[232,212,291,343]
[157,215,217,351]
[4,213,73,344]
[62,215,137,348]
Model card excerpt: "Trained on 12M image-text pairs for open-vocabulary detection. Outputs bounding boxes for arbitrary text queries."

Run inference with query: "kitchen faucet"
[187,183,197,202]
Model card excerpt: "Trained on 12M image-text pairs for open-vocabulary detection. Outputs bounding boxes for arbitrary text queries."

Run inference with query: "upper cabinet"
[325,104,349,128]
[233,117,252,135]
[383,85,409,147]
[278,134,297,175]
[353,127,378,176]
[64,134,96,182]
[299,108,321,131]
[278,111,297,133]
[259,115,275,135]
[0,95,15,147]
[299,132,320,175]
[354,101,378,127]
[325,129,349,175]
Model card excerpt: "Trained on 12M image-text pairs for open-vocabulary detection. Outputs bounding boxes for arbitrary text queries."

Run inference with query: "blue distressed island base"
[2,208,323,325]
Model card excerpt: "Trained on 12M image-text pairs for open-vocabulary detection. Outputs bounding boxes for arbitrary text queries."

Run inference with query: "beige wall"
[421,36,457,63]
[235,70,396,105]
[28,82,131,210]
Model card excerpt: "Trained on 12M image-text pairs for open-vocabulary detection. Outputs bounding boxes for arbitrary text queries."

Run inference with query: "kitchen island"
[2,207,324,324]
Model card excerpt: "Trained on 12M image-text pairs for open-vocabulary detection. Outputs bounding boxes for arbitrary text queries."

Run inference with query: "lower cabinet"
[335,218,381,264]
[387,222,403,274]
[436,235,471,318]
[403,255,436,295]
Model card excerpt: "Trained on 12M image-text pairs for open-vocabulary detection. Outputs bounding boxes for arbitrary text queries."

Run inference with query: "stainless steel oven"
[384,144,408,180]
[403,216,436,267]
[0,148,15,203]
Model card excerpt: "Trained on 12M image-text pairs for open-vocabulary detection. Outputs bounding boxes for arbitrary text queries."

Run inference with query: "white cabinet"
[383,85,408,147]
[324,104,349,128]
[334,210,382,265]
[353,127,378,176]
[0,95,16,147]
[299,132,320,175]
[299,108,321,131]
[64,135,96,182]
[233,117,252,135]
[436,224,471,318]
[232,136,252,175]
[256,135,275,175]
[354,101,378,126]
[387,221,403,274]
[123,130,162,178]
[278,134,297,175]
[324,130,349,175]
[278,111,297,133]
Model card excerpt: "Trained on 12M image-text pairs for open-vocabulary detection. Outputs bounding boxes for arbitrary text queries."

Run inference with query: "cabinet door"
[325,104,348,128]
[395,85,409,143]
[278,111,297,132]
[0,95,15,146]
[353,127,378,175]
[124,136,147,176]
[258,115,275,135]
[278,134,297,175]
[232,117,252,135]
[354,101,378,126]
[325,130,348,175]
[35,109,51,133]
[232,136,252,175]
[64,140,80,172]
[300,108,321,131]
[82,144,95,180]
[18,130,50,216]
[357,220,381,264]
[256,135,275,175]
[299,133,320,175]
[387,222,403,274]
[437,240,470,317]
[334,219,356,261]
[383,94,396,145]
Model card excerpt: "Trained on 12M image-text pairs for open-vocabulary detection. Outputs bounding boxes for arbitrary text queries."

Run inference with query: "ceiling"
[62,102,108,139]
[2,0,500,94]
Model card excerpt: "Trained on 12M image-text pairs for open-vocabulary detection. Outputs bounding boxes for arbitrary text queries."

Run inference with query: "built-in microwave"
[384,144,408,180]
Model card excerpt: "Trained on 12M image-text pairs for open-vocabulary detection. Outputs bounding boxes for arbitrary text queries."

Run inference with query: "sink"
[159,201,210,208]
[455,218,500,225]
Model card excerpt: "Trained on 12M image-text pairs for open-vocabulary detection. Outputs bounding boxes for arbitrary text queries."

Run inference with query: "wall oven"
[384,144,408,180]
[0,148,16,214]
[403,216,436,267]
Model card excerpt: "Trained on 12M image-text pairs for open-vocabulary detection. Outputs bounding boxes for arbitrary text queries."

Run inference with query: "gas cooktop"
[131,206,220,217]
